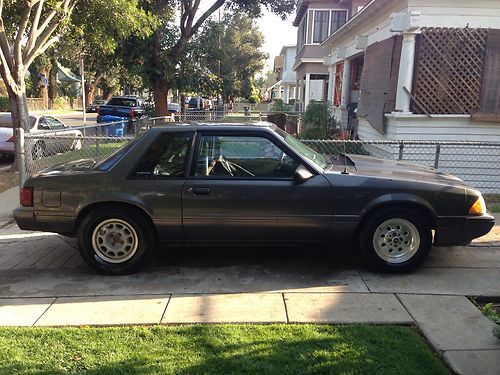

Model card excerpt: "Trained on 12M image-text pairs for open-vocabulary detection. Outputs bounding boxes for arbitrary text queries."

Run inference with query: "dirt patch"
[0,170,19,193]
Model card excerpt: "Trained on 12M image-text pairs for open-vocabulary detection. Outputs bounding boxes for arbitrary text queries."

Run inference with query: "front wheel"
[77,207,154,275]
[359,209,432,273]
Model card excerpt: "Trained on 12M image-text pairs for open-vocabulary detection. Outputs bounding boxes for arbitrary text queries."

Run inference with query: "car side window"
[44,117,65,130]
[194,135,299,178]
[37,118,50,130]
[132,132,193,178]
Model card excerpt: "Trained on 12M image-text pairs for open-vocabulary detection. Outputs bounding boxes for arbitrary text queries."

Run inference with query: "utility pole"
[80,53,87,125]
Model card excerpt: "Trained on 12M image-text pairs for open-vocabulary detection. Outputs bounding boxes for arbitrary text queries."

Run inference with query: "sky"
[255,12,298,72]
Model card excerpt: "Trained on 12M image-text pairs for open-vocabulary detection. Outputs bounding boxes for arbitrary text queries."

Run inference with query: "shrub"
[0,96,10,111]
[248,94,260,104]
[272,99,285,112]
[300,100,336,139]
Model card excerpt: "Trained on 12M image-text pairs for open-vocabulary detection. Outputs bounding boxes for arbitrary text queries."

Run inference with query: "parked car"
[0,113,83,160]
[168,103,180,114]
[86,99,107,113]
[188,97,212,110]
[97,96,146,123]
[13,123,494,275]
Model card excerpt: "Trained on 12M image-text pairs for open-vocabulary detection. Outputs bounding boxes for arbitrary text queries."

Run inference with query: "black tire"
[77,207,154,275]
[359,208,432,273]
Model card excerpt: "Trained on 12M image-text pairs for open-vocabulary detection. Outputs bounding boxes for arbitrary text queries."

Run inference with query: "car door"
[182,131,334,242]
[126,131,195,241]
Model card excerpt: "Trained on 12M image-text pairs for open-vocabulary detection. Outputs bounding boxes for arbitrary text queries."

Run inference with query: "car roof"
[147,122,278,133]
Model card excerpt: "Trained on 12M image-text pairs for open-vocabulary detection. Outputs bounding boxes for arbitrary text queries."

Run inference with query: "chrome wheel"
[372,218,420,264]
[91,219,139,264]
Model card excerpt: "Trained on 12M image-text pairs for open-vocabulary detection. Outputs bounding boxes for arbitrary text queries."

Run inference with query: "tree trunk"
[48,58,58,109]
[8,88,31,173]
[153,79,171,117]
[180,93,186,114]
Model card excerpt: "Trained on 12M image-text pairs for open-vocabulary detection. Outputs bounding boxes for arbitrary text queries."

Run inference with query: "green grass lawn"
[0,324,449,374]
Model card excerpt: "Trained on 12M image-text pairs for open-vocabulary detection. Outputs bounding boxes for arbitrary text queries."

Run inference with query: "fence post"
[16,128,26,187]
[398,141,404,160]
[95,125,100,156]
[434,144,441,169]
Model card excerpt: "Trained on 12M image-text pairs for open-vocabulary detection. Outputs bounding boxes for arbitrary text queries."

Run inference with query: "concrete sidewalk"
[0,187,18,226]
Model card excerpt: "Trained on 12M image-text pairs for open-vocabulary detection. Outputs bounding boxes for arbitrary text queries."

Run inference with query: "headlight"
[468,194,486,215]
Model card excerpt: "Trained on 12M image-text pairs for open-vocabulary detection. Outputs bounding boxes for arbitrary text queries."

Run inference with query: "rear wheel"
[359,208,432,273]
[77,207,154,275]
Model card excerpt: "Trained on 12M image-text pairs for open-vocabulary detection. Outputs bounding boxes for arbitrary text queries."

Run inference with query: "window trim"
[189,130,309,181]
[310,8,349,45]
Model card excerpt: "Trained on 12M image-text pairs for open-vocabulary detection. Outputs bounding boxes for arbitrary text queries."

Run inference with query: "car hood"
[325,154,470,188]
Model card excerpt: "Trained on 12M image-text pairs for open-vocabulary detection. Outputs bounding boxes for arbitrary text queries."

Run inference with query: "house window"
[313,11,329,43]
[330,10,347,35]
[298,14,307,49]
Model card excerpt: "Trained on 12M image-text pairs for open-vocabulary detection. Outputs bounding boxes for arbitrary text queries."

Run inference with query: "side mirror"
[293,165,314,182]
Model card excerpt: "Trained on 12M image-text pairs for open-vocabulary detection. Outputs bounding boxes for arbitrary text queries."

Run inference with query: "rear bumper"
[13,207,76,235]
[434,214,495,246]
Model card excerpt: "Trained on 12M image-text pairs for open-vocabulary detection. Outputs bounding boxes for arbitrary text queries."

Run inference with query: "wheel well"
[76,202,157,239]
[355,202,436,236]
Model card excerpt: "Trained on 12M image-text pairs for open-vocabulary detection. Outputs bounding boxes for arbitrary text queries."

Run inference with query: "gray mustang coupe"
[14,123,494,274]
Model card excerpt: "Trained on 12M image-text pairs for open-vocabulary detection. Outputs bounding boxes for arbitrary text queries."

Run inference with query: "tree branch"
[0,18,13,73]
[189,0,224,38]
[25,0,44,55]
[15,2,35,73]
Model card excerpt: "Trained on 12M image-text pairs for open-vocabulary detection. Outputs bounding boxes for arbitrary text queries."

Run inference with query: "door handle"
[189,187,210,196]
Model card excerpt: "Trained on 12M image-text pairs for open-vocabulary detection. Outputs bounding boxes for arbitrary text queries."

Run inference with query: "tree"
[0,0,76,131]
[198,13,267,102]
[56,0,155,105]
[138,0,295,116]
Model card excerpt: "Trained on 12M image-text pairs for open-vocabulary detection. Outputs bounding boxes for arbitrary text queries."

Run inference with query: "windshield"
[274,128,328,169]
[93,134,144,171]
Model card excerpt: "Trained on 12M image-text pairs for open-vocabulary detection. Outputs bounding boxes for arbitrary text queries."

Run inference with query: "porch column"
[283,85,290,104]
[276,84,282,100]
[327,66,334,103]
[395,31,419,113]
[304,73,311,109]
[341,59,351,108]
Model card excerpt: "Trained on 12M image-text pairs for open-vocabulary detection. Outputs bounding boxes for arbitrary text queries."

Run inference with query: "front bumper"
[434,214,495,246]
[13,207,76,235]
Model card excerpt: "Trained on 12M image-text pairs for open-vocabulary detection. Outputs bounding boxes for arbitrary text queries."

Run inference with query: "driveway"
[0,220,499,374]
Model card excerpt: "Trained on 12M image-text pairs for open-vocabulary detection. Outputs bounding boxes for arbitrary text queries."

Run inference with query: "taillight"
[20,187,34,207]
[130,110,135,119]
[6,135,14,142]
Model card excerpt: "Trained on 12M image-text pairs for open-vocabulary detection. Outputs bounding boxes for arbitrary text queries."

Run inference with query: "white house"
[273,45,297,104]
[322,0,500,143]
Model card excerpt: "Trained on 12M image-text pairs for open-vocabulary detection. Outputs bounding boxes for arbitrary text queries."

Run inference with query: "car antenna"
[341,137,349,175]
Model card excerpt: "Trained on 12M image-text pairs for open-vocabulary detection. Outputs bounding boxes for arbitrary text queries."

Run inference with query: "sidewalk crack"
[32,297,57,327]
[281,293,290,324]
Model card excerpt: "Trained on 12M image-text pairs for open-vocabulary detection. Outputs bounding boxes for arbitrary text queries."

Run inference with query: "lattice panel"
[412,27,488,114]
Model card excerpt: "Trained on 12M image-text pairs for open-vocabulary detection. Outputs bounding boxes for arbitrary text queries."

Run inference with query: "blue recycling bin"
[101,115,127,137]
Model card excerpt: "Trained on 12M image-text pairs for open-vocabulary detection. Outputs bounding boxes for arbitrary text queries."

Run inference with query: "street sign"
[41,77,48,86]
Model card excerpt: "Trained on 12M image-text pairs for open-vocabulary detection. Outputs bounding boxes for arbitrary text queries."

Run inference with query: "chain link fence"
[18,116,500,194]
